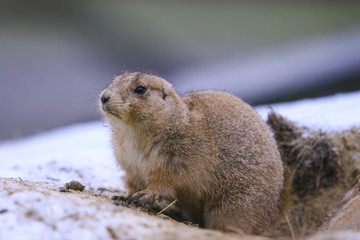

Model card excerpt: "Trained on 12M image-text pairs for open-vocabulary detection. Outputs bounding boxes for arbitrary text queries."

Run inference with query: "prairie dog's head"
[100,72,180,125]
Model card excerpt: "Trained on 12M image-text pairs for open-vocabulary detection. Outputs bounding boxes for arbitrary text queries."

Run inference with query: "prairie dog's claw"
[127,191,146,204]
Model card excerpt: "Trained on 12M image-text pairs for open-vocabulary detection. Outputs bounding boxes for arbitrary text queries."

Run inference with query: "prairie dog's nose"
[100,90,110,104]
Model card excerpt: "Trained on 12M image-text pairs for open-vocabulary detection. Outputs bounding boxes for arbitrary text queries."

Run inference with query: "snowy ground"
[0,91,360,240]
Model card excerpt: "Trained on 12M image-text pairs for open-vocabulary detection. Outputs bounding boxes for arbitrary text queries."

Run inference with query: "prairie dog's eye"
[134,86,147,95]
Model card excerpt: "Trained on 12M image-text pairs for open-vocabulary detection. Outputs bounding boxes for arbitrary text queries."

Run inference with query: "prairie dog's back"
[183,91,279,165]
[183,91,284,232]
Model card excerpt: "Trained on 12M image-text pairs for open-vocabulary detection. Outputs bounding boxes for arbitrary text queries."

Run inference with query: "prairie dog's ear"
[161,88,168,100]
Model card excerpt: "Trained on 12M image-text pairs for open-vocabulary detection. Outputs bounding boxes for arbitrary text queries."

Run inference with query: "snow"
[0,179,174,240]
[0,122,123,190]
[0,91,360,239]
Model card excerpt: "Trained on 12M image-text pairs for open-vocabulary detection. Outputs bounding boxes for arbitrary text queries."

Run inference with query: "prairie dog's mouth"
[102,105,119,117]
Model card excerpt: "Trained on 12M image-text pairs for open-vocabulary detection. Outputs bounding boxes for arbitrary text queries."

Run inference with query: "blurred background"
[1,1,360,141]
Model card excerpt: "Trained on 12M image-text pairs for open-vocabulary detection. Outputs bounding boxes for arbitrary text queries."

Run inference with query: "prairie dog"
[100,72,284,233]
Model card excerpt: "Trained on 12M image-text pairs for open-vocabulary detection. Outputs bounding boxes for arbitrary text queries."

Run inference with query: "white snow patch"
[0,122,123,190]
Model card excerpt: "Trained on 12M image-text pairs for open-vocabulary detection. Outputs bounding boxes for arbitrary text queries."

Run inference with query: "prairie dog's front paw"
[127,190,159,208]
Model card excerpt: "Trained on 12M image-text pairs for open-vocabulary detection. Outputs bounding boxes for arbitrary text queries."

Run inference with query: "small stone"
[65,181,85,191]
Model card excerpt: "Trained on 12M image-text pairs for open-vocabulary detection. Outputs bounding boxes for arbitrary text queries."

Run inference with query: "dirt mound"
[265,111,360,238]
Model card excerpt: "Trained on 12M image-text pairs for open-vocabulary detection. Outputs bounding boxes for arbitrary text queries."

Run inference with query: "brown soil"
[264,111,360,239]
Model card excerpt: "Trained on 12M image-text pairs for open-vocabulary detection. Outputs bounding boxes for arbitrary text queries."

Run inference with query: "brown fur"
[100,72,284,234]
